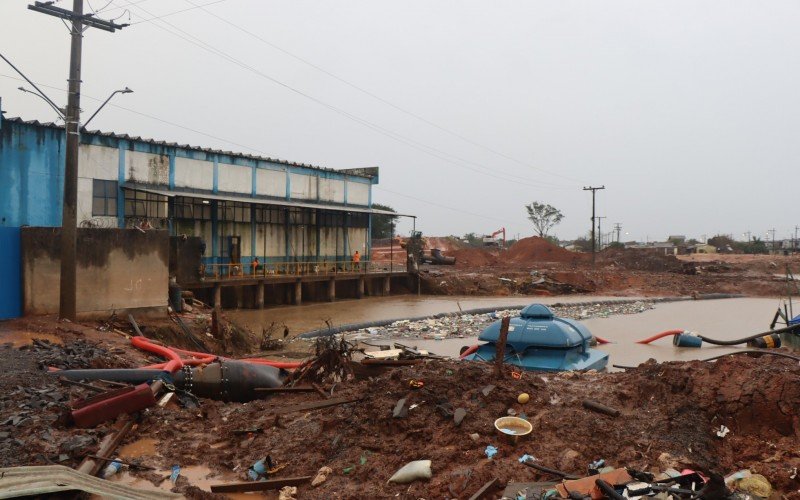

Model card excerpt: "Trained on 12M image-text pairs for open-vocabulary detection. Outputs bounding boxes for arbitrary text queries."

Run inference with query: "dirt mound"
[451,247,498,268]
[505,236,588,263]
[602,248,693,273]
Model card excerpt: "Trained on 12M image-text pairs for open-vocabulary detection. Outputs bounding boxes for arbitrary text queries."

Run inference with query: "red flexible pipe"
[460,344,479,359]
[636,329,685,344]
[132,338,304,370]
[131,336,184,373]
[593,335,612,345]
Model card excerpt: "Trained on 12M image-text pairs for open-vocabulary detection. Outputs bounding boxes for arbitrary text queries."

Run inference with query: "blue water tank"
[479,304,593,352]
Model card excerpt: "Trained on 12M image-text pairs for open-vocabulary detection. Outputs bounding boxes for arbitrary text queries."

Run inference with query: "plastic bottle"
[102,460,123,478]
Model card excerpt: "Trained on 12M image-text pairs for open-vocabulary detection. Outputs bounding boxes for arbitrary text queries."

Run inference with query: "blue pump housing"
[464,304,609,372]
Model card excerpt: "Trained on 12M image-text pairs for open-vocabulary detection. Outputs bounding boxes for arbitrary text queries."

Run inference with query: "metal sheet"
[0,227,21,319]
[0,464,181,499]
[121,184,414,217]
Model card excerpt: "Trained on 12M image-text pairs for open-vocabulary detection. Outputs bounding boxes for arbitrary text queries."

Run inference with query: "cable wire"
[118,0,575,191]
[184,0,586,185]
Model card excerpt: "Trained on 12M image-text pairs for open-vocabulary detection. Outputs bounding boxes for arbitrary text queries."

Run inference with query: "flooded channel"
[229,296,787,370]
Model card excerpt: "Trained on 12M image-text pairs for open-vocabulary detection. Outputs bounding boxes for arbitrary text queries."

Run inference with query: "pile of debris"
[340,301,655,341]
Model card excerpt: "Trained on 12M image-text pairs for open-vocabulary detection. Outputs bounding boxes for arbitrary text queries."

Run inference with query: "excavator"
[482,227,506,248]
[403,231,456,265]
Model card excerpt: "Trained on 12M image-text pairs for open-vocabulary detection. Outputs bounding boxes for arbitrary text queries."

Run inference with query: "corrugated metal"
[0,465,181,499]
[0,227,21,320]
[3,117,376,179]
[121,185,413,217]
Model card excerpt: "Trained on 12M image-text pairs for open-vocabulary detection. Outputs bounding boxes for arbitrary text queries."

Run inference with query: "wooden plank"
[270,396,361,416]
[210,476,313,493]
[494,316,511,377]
[469,478,499,500]
[253,386,317,394]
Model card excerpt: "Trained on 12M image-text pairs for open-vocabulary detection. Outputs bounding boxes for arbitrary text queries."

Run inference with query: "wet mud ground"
[1,324,799,498]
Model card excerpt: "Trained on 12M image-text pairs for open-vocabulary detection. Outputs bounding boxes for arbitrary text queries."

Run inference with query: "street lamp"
[82,87,133,128]
[18,86,65,120]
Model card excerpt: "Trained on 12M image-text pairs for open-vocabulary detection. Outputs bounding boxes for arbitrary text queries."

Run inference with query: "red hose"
[636,329,685,344]
[132,337,304,370]
[131,336,184,373]
[593,335,612,345]
[460,344,479,359]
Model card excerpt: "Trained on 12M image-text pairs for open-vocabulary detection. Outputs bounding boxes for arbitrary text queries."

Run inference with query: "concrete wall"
[174,157,213,190]
[256,169,286,198]
[347,180,370,206]
[218,163,252,194]
[21,227,169,315]
[319,178,345,203]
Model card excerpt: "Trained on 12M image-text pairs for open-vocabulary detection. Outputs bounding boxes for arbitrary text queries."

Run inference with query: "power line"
[374,186,506,225]
[118,0,575,190]
[183,0,586,185]
[129,0,227,25]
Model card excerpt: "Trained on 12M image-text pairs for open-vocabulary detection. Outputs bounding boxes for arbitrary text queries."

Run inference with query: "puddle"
[0,331,63,348]
[118,438,159,459]
[110,464,271,499]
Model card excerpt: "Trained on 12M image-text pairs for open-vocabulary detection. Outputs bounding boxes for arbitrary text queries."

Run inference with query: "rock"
[736,474,772,498]
[454,408,466,426]
[392,398,408,419]
[312,466,332,487]
[469,433,480,442]
[558,449,580,470]
[60,435,95,454]
[278,486,297,500]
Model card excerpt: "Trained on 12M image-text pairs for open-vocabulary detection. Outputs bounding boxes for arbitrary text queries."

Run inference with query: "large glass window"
[218,201,251,222]
[254,206,285,224]
[92,179,118,216]
[124,190,168,218]
[174,196,212,220]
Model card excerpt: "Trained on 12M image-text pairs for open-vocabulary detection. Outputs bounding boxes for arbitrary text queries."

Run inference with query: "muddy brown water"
[230,296,789,370]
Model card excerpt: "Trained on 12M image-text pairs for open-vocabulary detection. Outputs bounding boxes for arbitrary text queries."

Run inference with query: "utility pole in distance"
[583,186,605,265]
[596,216,607,250]
[28,1,127,320]
[767,228,776,254]
[613,223,622,243]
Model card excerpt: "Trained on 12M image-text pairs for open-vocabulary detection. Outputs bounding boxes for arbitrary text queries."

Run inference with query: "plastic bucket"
[494,416,533,437]
[747,334,781,349]
[673,333,702,348]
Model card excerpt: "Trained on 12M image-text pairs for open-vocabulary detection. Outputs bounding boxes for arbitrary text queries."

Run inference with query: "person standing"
[352,250,361,271]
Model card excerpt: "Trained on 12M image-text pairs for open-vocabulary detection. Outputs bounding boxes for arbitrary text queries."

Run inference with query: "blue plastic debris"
[518,454,536,463]
[169,465,180,484]
[485,445,498,459]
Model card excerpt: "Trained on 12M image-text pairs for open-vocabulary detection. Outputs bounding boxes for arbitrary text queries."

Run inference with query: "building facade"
[1,115,391,274]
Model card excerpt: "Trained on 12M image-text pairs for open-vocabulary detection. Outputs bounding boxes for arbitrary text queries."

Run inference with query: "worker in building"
[251,257,260,275]
[353,250,361,270]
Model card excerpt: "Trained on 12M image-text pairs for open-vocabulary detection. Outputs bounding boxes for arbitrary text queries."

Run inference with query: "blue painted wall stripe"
[117,141,127,228]
[168,152,176,189]
[212,158,219,194]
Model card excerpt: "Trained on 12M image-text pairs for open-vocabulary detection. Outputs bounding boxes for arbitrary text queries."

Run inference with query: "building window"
[218,201,251,222]
[347,212,369,228]
[288,208,315,225]
[318,210,344,227]
[254,206,285,224]
[124,190,168,218]
[174,196,211,220]
[92,179,118,216]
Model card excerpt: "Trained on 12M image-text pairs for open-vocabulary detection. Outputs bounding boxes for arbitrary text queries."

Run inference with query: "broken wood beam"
[270,396,361,416]
[494,316,511,377]
[469,478,499,500]
[253,386,318,394]
[210,475,313,493]
[582,399,621,417]
[76,419,134,476]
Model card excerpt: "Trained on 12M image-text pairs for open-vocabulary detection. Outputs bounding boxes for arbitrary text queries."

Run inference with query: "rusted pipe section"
[582,399,621,417]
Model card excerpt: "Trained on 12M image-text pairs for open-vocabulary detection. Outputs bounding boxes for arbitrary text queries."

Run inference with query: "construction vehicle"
[482,227,506,248]
[403,231,456,265]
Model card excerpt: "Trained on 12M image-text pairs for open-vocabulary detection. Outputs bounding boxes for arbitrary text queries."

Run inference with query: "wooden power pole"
[28,1,127,320]
[583,186,605,265]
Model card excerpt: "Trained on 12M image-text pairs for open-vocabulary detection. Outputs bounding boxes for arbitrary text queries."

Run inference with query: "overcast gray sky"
[1,1,798,242]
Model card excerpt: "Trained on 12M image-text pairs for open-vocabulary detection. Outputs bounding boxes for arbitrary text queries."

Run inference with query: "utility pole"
[28,1,127,320]
[613,223,622,243]
[583,186,605,264]
[794,226,798,254]
[596,216,607,250]
[744,230,751,243]
[768,228,776,254]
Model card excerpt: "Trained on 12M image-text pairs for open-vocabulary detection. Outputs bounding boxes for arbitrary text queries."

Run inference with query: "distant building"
[624,241,676,256]
[687,243,716,254]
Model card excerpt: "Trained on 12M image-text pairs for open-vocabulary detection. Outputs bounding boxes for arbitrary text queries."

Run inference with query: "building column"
[327,278,336,302]
[357,276,365,299]
[294,280,302,305]
[256,282,264,309]
[213,284,222,310]
[383,276,391,295]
